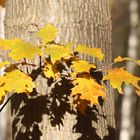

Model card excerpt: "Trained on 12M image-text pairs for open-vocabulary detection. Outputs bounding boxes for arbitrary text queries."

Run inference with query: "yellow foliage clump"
[0,24,140,112]
[0,70,35,101]
[0,38,42,60]
[44,44,72,63]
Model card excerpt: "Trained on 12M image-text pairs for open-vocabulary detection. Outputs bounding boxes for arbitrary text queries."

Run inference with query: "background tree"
[111,0,140,140]
[4,0,115,139]
[119,0,138,139]
[111,0,130,138]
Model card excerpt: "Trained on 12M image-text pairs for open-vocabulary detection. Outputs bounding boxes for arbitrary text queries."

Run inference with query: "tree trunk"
[0,3,10,140]
[111,0,130,59]
[119,1,138,138]
[4,0,115,140]
[111,0,130,139]
[132,0,140,140]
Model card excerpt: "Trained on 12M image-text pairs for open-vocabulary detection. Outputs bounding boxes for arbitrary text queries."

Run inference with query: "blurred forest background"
[111,0,140,140]
[0,0,140,140]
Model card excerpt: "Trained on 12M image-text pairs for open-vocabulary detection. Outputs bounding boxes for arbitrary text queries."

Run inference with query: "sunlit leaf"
[103,67,140,93]
[75,45,104,61]
[114,56,140,66]
[71,60,96,77]
[0,70,35,102]
[0,39,12,50]
[37,24,58,44]
[0,38,42,60]
[44,44,72,63]
[0,61,10,68]
[72,78,106,105]
[136,60,140,66]
[114,56,126,63]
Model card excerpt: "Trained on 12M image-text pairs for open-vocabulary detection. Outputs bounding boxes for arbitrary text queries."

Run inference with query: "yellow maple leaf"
[43,61,60,78]
[0,61,10,68]
[37,24,58,45]
[71,60,96,77]
[114,56,126,63]
[114,56,140,66]
[0,70,35,102]
[75,45,104,61]
[44,44,72,63]
[103,67,140,93]
[0,39,12,50]
[72,78,106,105]
[0,38,42,61]
[136,60,140,66]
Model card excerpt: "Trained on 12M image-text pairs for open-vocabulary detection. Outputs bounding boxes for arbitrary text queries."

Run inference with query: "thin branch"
[0,95,12,112]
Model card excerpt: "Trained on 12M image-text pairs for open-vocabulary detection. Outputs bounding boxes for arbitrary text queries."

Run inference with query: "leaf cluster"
[0,24,140,113]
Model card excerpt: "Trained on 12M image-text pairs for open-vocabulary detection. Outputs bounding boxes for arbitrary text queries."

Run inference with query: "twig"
[0,95,12,112]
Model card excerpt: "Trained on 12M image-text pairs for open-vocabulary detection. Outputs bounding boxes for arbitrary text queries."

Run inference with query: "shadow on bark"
[73,106,101,140]
[11,92,49,140]
[73,105,115,140]
[11,67,115,140]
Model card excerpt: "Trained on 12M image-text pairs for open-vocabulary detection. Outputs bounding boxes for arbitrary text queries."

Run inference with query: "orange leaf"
[103,68,140,93]
[72,78,106,105]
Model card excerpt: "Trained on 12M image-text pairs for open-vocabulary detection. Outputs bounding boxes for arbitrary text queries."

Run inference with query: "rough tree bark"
[0,2,9,140]
[4,0,115,140]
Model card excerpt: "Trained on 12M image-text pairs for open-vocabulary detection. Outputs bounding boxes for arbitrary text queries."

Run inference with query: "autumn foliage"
[0,24,140,113]
[0,0,5,7]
